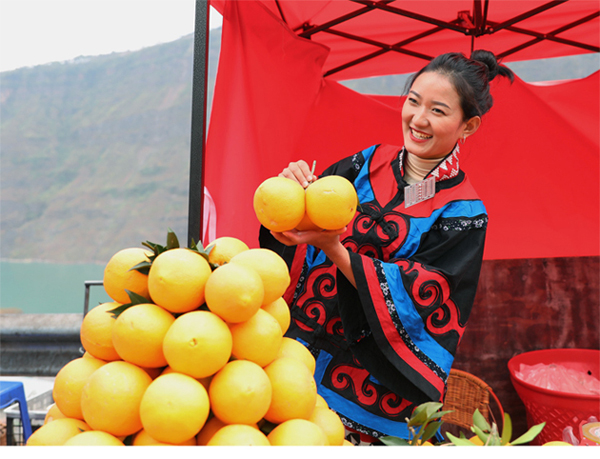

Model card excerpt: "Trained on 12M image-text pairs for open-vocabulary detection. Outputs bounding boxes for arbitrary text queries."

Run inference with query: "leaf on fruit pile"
[107,290,151,318]
[189,238,217,270]
[130,228,181,274]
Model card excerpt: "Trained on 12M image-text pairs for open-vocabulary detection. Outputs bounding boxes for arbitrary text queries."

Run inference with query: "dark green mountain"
[1,27,597,263]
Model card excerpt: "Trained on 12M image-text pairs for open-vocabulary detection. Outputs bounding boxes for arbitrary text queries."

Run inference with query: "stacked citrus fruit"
[30,233,349,446]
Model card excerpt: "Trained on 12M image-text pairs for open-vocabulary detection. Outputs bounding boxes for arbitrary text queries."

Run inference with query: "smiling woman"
[261,50,515,443]
[0,0,222,72]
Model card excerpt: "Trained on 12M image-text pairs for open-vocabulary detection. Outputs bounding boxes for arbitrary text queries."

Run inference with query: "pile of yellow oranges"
[28,236,350,446]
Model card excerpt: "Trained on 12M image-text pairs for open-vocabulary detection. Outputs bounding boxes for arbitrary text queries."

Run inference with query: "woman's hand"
[270,227,345,250]
[270,227,356,287]
[279,160,315,188]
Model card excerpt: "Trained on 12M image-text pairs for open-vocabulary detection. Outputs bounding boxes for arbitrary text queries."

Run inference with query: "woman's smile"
[409,127,433,141]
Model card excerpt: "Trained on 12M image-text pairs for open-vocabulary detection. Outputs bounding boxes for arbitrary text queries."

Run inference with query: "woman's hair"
[404,50,515,120]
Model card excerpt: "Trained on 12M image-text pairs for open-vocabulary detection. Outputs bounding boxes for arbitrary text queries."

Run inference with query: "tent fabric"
[212,0,599,80]
[205,0,599,259]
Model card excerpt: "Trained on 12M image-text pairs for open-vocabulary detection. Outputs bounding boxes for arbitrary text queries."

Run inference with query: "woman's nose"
[412,108,428,126]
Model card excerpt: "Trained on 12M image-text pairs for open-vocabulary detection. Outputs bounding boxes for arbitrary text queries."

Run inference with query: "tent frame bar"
[188,0,210,247]
[296,0,597,78]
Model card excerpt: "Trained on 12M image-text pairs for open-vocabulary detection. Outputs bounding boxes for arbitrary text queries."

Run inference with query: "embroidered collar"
[399,143,461,183]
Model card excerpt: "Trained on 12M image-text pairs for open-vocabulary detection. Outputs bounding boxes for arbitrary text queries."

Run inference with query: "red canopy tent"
[199,0,599,260]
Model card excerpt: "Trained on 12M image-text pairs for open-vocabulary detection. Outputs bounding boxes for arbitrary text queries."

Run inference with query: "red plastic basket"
[508,348,600,445]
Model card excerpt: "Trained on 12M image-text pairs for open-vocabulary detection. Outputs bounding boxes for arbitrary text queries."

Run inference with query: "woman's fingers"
[278,160,314,188]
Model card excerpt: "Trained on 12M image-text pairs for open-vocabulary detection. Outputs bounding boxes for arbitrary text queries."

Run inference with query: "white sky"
[0,0,223,72]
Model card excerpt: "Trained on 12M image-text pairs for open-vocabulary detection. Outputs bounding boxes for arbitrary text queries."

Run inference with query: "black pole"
[188,0,210,248]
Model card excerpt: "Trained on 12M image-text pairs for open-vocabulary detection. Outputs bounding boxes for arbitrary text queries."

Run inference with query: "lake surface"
[0,260,112,314]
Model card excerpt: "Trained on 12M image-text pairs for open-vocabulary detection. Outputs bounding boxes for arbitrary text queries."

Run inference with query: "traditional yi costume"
[259,143,488,441]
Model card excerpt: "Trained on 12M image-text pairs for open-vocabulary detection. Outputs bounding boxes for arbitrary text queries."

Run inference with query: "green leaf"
[500,412,513,445]
[473,409,491,433]
[446,432,476,446]
[510,422,545,445]
[408,402,442,427]
[129,260,152,275]
[424,402,444,419]
[380,436,411,446]
[407,406,428,427]
[166,228,180,250]
[106,290,151,318]
[471,424,490,445]
[421,420,443,442]
[142,240,162,254]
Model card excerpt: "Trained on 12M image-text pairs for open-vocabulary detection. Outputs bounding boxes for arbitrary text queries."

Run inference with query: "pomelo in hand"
[254,176,306,232]
[305,175,358,230]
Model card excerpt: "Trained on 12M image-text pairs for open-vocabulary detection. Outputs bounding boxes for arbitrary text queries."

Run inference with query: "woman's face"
[402,71,471,159]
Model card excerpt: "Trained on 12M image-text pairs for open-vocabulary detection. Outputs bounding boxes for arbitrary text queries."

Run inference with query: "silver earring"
[460,134,466,145]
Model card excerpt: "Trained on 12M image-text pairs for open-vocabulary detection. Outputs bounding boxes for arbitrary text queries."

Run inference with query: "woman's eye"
[408,97,418,104]
[432,108,446,115]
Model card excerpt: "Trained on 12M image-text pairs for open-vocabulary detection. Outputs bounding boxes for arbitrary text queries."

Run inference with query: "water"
[0,260,112,314]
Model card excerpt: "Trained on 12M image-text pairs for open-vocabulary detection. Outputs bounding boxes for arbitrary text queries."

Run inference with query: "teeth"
[411,128,432,140]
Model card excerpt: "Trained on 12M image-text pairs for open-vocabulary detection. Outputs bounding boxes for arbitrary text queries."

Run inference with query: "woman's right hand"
[279,160,315,188]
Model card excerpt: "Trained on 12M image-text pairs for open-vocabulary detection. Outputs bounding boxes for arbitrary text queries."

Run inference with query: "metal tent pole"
[188,0,210,248]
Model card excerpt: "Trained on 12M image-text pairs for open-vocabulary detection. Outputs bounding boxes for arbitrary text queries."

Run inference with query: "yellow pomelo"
[103,247,152,304]
[305,175,358,230]
[80,302,120,361]
[26,418,91,446]
[196,416,228,445]
[253,176,306,232]
[205,262,264,323]
[63,430,125,446]
[276,337,316,375]
[208,424,271,446]
[267,419,328,446]
[262,297,291,334]
[148,248,212,313]
[162,310,232,379]
[207,236,250,266]
[52,356,105,419]
[132,429,196,446]
[209,359,272,425]
[263,357,317,424]
[229,309,283,368]
[295,211,322,231]
[111,303,175,368]
[43,403,67,424]
[229,248,290,305]
[140,372,210,445]
[309,407,346,446]
[80,360,152,437]
[160,366,212,390]
[315,393,329,409]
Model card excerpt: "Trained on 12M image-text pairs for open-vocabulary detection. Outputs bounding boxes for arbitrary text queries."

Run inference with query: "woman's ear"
[463,116,481,139]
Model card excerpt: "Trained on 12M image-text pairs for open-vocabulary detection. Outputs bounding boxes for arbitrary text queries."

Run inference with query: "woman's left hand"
[271,227,356,287]
[270,227,346,250]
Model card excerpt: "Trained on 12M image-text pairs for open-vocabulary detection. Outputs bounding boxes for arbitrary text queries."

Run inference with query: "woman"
[259,50,514,443]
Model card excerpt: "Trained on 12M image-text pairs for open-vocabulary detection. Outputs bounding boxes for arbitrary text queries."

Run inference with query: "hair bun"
[471,49,514,82]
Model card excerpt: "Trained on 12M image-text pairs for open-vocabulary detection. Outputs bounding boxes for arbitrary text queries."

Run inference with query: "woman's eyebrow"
[409,90,451,109]
[432,100,451,109]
